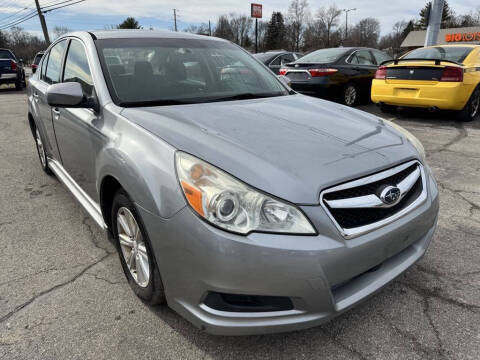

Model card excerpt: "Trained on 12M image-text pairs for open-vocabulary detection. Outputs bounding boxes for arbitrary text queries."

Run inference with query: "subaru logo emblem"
[409,69,414,75]
[380,186,401,205]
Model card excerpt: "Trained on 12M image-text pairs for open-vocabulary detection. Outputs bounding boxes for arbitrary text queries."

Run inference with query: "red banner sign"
[251,3,262,18]
[445,32,480,42]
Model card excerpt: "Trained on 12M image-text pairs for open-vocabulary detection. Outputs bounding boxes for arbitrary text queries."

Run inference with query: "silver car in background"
[27,30,439,335]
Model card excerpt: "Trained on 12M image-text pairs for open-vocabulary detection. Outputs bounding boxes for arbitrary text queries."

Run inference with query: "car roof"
[426,44,479,48]
[87,29,227,42]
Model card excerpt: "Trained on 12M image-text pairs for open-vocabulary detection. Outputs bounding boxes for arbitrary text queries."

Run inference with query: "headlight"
[175,152,316,235]
[384,120,426,162]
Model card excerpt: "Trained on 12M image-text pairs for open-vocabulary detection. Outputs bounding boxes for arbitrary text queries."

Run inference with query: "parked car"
[31,51,45,74]
[280,47,392,106]
[28,30,438,336]
[0,48,26,90]
[253,50,303,74]
[371,44,480,122]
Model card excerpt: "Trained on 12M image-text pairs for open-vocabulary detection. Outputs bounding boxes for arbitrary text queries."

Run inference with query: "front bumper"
[371,79,472,110]
[139,168,439,335]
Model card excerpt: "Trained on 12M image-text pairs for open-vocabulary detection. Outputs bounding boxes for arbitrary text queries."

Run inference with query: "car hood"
[121,94,420,204]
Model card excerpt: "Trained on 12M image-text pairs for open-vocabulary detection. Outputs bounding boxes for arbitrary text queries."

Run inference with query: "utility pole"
[255,18,258,53]
[208,20,211,36]
[342,8,356,43]
[173,8,178,32]
[424,0,444,46]
[34,0,50,44]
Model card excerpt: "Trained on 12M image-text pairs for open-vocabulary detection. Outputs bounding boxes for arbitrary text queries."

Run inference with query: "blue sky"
[0,0,479,40]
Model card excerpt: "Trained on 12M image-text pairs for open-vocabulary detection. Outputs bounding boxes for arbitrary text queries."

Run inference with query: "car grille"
[320,160,427,239]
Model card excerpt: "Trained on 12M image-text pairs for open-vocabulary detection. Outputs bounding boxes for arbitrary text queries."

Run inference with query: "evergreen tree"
[417,1,453,29]
[117,17,142,29]
[265,12,286,50]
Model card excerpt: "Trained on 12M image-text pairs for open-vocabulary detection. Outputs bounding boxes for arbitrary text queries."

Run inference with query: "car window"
[295,48,348,63]
[0,49,15,60]
[403,46,474,63]
[33,53,43,65]
[270,56,281,66]
[349,50,375,65]
[281,54,295,64]
[40,52,50,82]
[96,38,288,106]
[45,40,67,85]
[372,50,392,65]
[63,39,94,97]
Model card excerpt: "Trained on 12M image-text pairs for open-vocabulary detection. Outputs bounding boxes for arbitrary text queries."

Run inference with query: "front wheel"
[341,83,358,107]
[457,87,480,122]
[112,189,166,305]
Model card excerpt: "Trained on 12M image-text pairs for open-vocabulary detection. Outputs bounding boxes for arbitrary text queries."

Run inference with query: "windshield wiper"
[204,92,285,103]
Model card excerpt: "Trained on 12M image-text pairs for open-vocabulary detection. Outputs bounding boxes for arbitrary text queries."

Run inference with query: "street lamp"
[342,8,356,42]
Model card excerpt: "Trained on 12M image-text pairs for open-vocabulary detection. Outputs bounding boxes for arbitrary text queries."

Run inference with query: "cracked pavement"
[0,89,479,359]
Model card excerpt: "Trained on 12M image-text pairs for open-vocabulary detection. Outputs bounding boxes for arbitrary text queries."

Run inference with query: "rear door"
[52,38,99,200]
[347,49,378,91]
[33,40,68,161]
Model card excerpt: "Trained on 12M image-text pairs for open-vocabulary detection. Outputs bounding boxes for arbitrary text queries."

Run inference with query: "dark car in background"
[31,51,45,74]
[0,48,26,90]
[280,47,392,106]
[254,50,303,74]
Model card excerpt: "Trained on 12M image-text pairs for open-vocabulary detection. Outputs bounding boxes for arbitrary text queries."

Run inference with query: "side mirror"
[277,75,292,88]
[46,82,99,112]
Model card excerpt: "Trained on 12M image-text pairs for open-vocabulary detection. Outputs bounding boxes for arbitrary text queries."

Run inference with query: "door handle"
[33,92,39,97]
[52,107,60,116]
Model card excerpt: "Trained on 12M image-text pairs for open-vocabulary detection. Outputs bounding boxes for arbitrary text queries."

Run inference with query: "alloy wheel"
[344,85,357,106]
[35,128,46,168]
[116,207,150,287]
[470,91,480,118]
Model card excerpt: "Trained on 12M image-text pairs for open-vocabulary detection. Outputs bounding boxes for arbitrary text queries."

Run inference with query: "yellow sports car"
[371,44,480,121]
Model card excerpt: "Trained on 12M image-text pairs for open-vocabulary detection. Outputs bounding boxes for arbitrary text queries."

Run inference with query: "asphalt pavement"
[0,87,479,359]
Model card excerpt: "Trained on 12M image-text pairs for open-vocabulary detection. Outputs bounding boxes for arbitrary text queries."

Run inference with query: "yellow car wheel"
[458,87,480,122]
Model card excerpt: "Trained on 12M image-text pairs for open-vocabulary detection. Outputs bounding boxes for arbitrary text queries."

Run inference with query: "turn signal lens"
[440,66,463,82]
[308,68,338,77]
[279,68,288,75]
[175,152,316,235]
[375,66,387,80]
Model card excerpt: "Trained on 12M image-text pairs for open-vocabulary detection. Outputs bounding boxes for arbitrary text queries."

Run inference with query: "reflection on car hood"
[121,94,419,204]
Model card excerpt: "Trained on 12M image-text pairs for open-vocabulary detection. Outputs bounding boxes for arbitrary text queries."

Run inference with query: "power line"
[0,9,38,29]
[41,0,76,10]
[43,0,85,13]
[0,6,29,24]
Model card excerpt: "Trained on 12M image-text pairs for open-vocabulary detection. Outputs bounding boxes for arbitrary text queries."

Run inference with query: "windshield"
[402,47,473,63]
[96,38,288,106]
[295,48,348,64]
[0,49,15,60]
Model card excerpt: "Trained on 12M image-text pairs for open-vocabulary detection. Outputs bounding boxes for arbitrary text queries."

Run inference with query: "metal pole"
[345,11,348,39]
[34,0,50,44]
[173,9,177,32]
[208,20,211,36]
[424,0,444,46]
[255,18,258,53]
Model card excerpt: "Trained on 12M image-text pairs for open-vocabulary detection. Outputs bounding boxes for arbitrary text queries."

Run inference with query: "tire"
[380,103,397,113]
[33,125,53,175]
[341,83,358,107]
[15,78,23,90]
[457,87,480,122]
[111,189,166,305]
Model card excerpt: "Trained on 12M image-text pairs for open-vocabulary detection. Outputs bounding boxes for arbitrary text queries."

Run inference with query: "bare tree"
[53,26,71,39]
[285,0,310,51]
[184,23,210,35]
[316,5,342,47]
[349,18,380,48]
[229,14,253,47]
[214,15,234,41]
